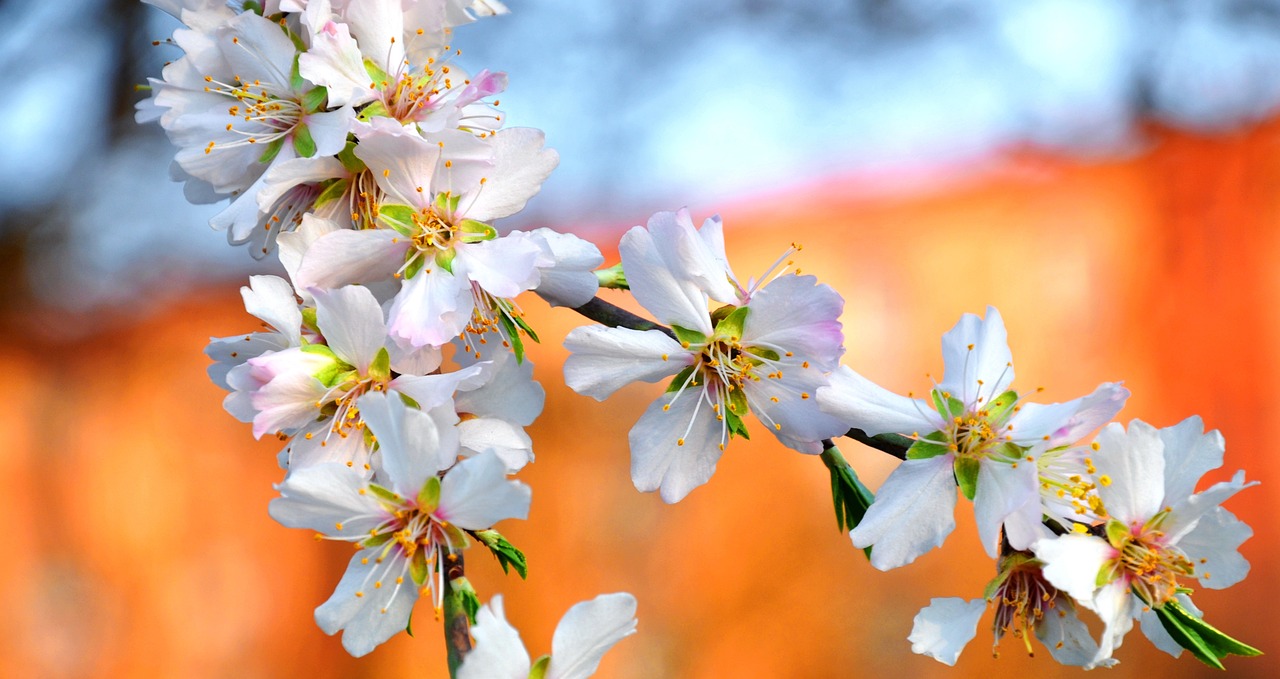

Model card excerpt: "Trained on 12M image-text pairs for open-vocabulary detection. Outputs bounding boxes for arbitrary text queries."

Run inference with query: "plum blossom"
[818,307,1129,569]
[269,392,531,657]
[1033,417,1257,668]
[563,210,847,503]
[457,593,638,679]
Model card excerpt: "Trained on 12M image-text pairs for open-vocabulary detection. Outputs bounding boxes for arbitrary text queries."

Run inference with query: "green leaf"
[821,446,875,558]
[713,305,750,340]
[499,313,526,363]
[302,85,328,113]
[409,551,431,586]
[906,432,951,460]
[453,577,481,624]
[724,406,750,441]
[417,476,441,514]
[242,0,263,15]
[257,137,286,164]
[670,324,707,348]
[363,57,389,86]
[378,204,417,236]
[954,456,980,501]
[528,655,551,679]
[292,123,317,158]
[405,611,414,637]
[313,178,349,209]
[474,529,528,579]
[1155,598,1263,669]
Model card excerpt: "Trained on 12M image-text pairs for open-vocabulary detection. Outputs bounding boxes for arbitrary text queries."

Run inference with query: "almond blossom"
[817,306,1129,569]
[563,210,847,503]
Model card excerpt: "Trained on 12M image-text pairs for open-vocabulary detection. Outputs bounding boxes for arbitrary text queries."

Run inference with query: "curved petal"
[436,451,531,529]
[455,234,543,298]
[741,274,844,368]
[241,275,301,345]
[1033,534,1113,606]
[629,389,724,503]
[359,392,457,496]
[1037,599,1102,667]
[457,595,530,679]
[908,598,985,666]
[817,366,942,437]
[1177,506,1252,589]
[269,462,384,534]
[1007,381,1129,448]
[353,127,442,207]
[459,417,533,472]
[462,127,559,221]
[1163,470,1257,544]
[563,326,688,401]
[548,593,638,679]
[297,227,409,291]
[1159,415,1225,507]
[849,455,958,571]
[973,458,1038,558]
[647,209,737,304]
[388,269,473,347]
[939,306,1014,407]
[619,225,712,335]
[315,550,418,657]
[313,285,387,374]
[1093,420,1165,524]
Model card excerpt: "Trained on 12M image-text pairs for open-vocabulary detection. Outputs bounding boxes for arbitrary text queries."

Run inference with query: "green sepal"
[417,476,441,514]
[409,551,431,586]
[670,324,707,348]
[292,123,318,158]
[242,0,264,15]
[474,529,528,579]
[300,307,319,333]
[405,611,414,637]
[337,140,365,173]
[258,137,286,164]
[1096,559,1123,588]
[300,344,347,387]
[529,655,551,679]
[378,204,417,237]
[457,219,497,242]
[931,388,965,420]
[709,304,737,327]
[435,247,457,274]
[712,305,750,340]
[665,366,697,394]
[724,404,750,441]
[361,531,394,549]
[367,482,401,504]
[403,254,427,280]
[367,346,391,383]
[398,392,421,409]
[302,85,328,113]
[821,446,875,558]
[451,576,481,624]
[594,263,628,290]
[499,312,527,364]
[745,345,780,362]
[990,441,1025,463]
[1104,519,1129,549]
[363,57,389,86]
[313,178,349,209]
[357,100,390,122]
[290,53,306,91]
[984,390,1019,421]
[906,432,951,460]
[1155,597,1263,669]
[434,192,461,213]
[954,456,980,501]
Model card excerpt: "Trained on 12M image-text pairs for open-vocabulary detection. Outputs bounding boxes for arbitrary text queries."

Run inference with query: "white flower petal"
[313,285,387,374]
[358,392,457,496]
[1136,593,1200,658]
[436,451,531,529]
[454,350,545,426]
[619,225,712,335]
[463,127,559,221]
[1007,381,1129,448]
[315,550,418,658]
[1033,534,1113,606]
[455,234,543,298]
[548,593,638,679]
[354,127,443,207]
[908,598,986,666]
[647,209,737,304]
[1159,415,1225,508]
[388,269,473,347]
[563,326,688,401]
[1163,469,1257,544]
[1088,581,1137,669]
[1093,420,1165,524]
[939,306,1014,406]
[1037,599,1102,667]
[973,458,1038,558]
[741,274,844,367]
[459,417,533,472]
[241,275,301,345]
[457,595,530,679]
[628,390,724,503]
[296,228,409,291]
[817,365,941,436]
[1177,506,1253,589]
[849,455,958,571]
[269,462,383,534]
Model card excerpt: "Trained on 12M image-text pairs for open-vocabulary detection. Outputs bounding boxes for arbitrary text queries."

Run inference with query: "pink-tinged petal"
[693,214,736,292]
[1177,506,1252,589]
[312,285,386,374]
[388,335,444,375]
[1033,534,1114,605]
[629,390,724,503]
[521,227,604,308]
[451,69,507,108]
[817,366,942,436]
[269,462,384,534]
[563,326,688,401]
[1007,381,1129,448]
[207,333,290,390]
[298,19,376,108]
[619,225,713,335]
[315,550,418,657]
[1093,420,1165,524]
[908,598,985,666]
[436,451,531,529]
[748,370,848,453]
[295,229,409,290]
[1163,470,1257,544]
[973,458,1038,558]
[358,392,458,496]
[219,12,297,87]
[402,0,449,68]
[457,595,530,679]
[741,274,844,367]
[455,234,543,298]
[462,127,559,221]
[647,209,737,304]
[458,418,533,472]
[256,156,347,213]
[278,214,343,294]
[353,128,442,207]
[241,275,301,345]
[251,370,330,438]
[1037,599,1101,667]
[387,269,473,347]
[939,306,1014,407]
[849,455,958,571]
[1158,415,1225,507]
[547,593,639,679]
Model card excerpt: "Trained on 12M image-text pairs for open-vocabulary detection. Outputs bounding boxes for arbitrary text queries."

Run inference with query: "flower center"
[202,72,302,154]
[1105,516,1195,606]
[991,560,1058,658]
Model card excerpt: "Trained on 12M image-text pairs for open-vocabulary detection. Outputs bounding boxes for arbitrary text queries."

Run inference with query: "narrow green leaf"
[290,53,305,91]
[474,529,528,579]
[821,446,875,558]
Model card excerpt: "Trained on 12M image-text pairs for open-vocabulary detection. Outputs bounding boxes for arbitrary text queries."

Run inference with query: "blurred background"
[1,0,1278,676]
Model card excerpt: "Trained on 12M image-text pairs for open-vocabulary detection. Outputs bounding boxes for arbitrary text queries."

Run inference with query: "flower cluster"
[140,0,1260,674]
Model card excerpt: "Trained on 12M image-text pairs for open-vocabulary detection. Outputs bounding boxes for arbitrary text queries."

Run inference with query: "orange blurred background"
[1,118,1276,678]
